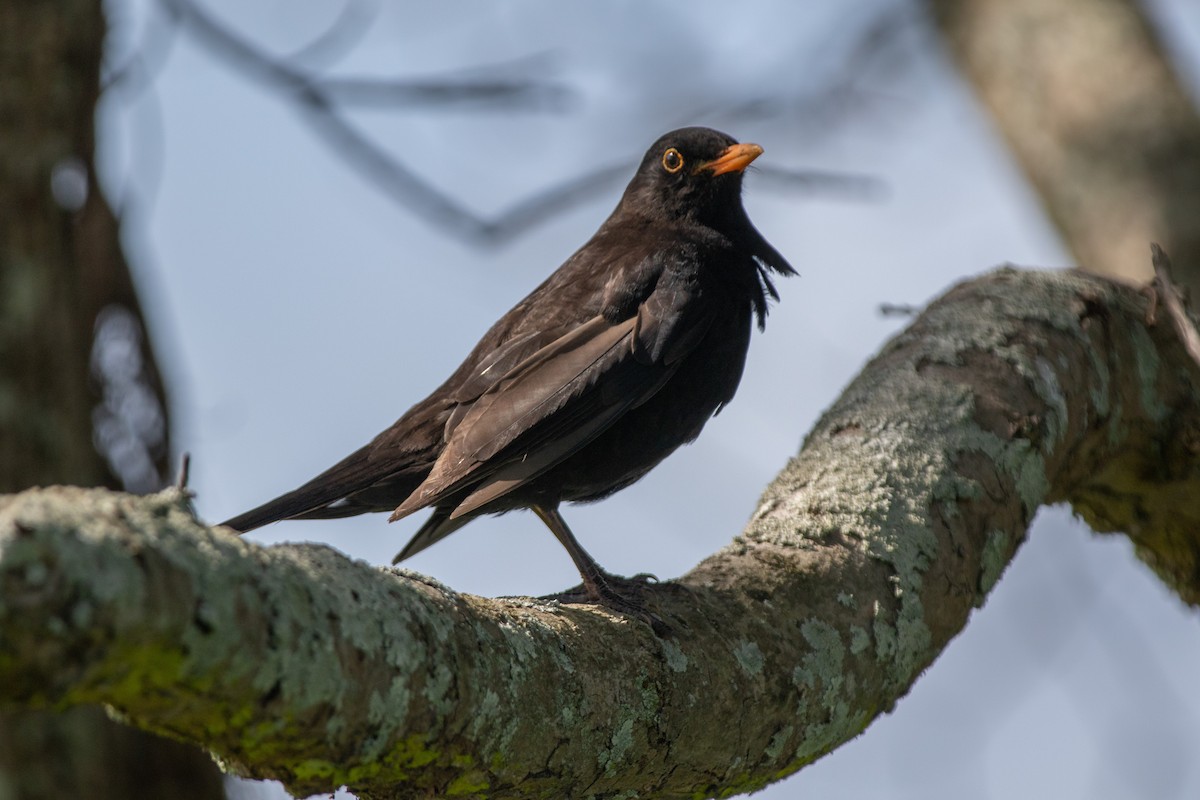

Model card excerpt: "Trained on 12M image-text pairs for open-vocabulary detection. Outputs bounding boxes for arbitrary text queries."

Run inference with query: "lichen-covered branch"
[1,268,1198,799]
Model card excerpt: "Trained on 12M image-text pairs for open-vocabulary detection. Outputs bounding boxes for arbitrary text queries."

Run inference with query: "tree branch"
[2,267,1198,798]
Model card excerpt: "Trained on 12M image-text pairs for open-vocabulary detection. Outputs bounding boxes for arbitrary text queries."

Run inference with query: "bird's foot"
[546,570,668,634]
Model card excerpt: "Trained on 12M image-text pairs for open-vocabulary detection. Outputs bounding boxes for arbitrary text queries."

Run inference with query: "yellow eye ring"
[662,148,684,173]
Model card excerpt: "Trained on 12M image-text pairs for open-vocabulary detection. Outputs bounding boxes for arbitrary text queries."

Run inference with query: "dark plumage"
[223,126,794,616]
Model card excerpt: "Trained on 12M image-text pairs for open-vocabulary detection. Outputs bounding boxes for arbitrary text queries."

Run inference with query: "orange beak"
[700,142,763,176]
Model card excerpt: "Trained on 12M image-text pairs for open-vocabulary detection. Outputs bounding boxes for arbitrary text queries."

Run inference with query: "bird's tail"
[220,444,423,533]
[390,508,471,564]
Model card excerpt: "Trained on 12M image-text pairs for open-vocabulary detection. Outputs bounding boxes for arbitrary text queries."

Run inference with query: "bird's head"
[620,127,762,229]
[615,127,795,327]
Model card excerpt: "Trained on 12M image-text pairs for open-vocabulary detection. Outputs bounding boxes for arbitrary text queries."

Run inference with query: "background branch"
[158,0,884,247]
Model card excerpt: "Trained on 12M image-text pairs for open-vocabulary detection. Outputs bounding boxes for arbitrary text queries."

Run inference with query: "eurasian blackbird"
[223,126,794,616]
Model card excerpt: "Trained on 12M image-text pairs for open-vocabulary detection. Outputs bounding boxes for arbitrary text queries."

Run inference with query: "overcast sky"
[99,1,1200,798]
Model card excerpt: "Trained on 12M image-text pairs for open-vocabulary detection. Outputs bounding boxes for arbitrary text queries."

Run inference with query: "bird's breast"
[548,298,755,503]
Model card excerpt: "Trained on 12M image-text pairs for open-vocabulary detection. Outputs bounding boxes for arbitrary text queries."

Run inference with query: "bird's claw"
[544,571,670,634]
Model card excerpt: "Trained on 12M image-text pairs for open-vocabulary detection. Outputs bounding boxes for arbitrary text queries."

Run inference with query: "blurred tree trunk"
[0,1,223,797]
[927,0,1200,294]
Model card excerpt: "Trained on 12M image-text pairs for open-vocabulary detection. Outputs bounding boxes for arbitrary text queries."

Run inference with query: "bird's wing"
[389,272,716,521]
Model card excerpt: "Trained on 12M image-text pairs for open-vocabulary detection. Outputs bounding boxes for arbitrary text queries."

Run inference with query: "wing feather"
[390,270,717,521]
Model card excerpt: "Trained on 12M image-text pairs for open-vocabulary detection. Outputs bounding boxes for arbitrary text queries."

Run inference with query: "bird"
[222,126,794,618]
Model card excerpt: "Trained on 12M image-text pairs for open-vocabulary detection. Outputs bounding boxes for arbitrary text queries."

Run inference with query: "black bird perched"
[223,126,794,616]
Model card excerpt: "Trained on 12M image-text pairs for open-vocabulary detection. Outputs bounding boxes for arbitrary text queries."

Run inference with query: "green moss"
[365,732,440,781]
[446,769,489,796]
[289,756,384,787]
[68,643,189,709]
[292,758,338,781]
[698,770,778,799]
[344,761,384,784]
[239,718,289,754]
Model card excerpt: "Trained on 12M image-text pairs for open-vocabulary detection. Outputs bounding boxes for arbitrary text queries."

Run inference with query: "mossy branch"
[2,267,1198,799]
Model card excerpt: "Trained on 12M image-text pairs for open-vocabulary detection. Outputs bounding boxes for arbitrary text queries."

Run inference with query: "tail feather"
[390,508,470,564]
[220,444,424,533]
[220,487,362,533]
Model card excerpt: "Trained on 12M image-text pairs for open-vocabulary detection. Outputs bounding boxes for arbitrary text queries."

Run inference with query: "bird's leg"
[532,504,660,627]
[532,504,610,601]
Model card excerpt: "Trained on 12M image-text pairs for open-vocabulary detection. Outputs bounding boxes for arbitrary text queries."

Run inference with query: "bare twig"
[103,0,181,95]
[755,166,886,201]
[160,0,890,246]
[159,0,569,108]
[282,0,378,69]
[878,302,921,317]
[699,4,923,137]
[1150,244,1200,366]
[176,452,191,490]
[319,75,573,111]
[159,0,583,245]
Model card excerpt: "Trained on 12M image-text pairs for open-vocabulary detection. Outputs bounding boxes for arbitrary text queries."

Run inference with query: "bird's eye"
[662,148,684,173]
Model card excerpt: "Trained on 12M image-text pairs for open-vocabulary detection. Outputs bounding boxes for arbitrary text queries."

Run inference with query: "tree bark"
[1,267,1195,799]
[0,1,220,796]
[926,0,1200,293]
